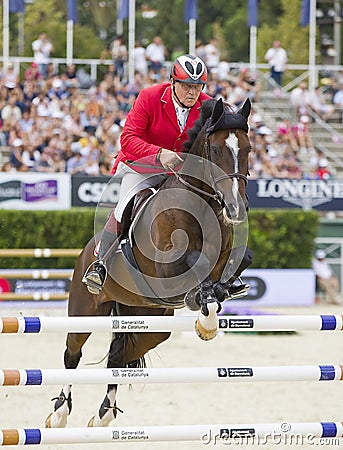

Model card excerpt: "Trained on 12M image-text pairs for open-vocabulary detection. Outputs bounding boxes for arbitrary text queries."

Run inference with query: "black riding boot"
[82,229,120,295]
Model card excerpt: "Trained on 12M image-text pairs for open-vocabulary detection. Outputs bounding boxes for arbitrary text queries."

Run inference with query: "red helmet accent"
[171,54,207,84]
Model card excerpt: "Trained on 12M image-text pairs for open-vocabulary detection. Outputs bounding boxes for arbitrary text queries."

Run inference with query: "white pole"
[128,0,135,82]
[188,18,196,55]
[1,315,343,334]
[66,19,74,66]
[3,0,9,66]
[1,423,342,445]
[18,12,24,55]
[116,0,123,35]
[334,0,341,66]
[308,0,317,91]
[1,365,342,386]
[249,25,257,74]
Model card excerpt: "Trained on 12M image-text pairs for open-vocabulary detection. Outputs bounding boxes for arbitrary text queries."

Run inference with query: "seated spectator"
[293,115,314,153]
[333,83,343,106]
[285,158,302,179]
[126,71,145,97]
[1,93,22,122]
[22,144,41,170]
[237,67,261,102]
[1,62,19,94]
[64,64,79,87]
[312,250,341,304]
[276,119,299,152]
[35,150,54,172]
[308,86,334,121]
[51,152,66,172]
[48,77,67,100]
[24,62,42,83]
[290,82,311,119]
[115,83,135,113]
[317,157,333,180]
[81,88,104,133]
[66,144,86,175]
[9,138,28,171]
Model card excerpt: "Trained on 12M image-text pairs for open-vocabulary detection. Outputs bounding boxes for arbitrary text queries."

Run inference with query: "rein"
[168,131,248,209]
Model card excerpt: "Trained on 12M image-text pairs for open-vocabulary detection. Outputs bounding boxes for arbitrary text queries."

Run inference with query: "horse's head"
[186,98,251,225]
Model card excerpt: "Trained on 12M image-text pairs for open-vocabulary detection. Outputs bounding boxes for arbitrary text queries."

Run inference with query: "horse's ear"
[210,98,224,125]
[237,98,251,119]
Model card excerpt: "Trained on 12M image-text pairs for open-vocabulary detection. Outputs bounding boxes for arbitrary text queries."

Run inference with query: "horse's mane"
[183,98,234,152]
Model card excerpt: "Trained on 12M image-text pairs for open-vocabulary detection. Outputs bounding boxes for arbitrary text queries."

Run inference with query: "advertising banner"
[229,268,315,307]
[0,173,70,209]
[71,175,120,207]
[247,178,343,210]
[0,269,71,300]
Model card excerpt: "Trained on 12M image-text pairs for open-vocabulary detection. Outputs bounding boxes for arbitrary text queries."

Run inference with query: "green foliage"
[0,209,95,269]
[248,209,319,269]
[256,0,312,65]
[0,0,327,65]
[1,208,319,270]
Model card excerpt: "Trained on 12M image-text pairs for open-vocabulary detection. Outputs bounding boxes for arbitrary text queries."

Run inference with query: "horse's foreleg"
[186,250,220,341]
[88,325,171,427]
[45,332,90,428]
[87,332,125,427]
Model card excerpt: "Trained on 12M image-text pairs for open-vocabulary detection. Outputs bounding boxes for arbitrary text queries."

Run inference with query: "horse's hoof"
[87,416,95,427]
[195,319,217,341]
[45,413,53,428]
[44,411,68,428]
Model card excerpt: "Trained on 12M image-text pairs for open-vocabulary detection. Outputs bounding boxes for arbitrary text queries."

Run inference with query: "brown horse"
[45,97,252,428]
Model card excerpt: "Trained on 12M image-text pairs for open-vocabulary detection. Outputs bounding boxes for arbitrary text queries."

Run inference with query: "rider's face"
[173,81,203,107]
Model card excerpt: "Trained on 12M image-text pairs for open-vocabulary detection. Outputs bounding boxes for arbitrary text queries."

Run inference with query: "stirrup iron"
[82,260,108,295]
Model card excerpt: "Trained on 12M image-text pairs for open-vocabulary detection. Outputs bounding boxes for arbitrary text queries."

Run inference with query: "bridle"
[169,126,249,211]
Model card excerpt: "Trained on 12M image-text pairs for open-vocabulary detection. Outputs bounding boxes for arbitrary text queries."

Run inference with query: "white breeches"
[114,162,168,222]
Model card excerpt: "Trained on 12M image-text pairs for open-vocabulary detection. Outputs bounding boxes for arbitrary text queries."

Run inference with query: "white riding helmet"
[171,54,207,84]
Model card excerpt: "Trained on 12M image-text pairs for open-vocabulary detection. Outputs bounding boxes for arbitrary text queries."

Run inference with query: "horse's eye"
[211,145,220,154]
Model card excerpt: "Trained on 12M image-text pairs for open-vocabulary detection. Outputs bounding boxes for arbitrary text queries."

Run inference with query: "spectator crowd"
[0,35,339,181]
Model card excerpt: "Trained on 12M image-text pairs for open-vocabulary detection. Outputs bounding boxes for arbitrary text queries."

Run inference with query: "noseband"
[170,128,249,211]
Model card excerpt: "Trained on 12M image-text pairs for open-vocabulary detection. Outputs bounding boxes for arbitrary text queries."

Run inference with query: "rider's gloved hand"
[157,148,184,170]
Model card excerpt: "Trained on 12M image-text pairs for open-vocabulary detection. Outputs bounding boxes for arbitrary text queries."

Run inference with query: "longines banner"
[247,178,343,210]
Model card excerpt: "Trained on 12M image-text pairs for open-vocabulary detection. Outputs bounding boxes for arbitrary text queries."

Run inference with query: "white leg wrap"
[45,385,72,428]
[195,302,218,341]
[89,390,118,427]
[198,302,218,330]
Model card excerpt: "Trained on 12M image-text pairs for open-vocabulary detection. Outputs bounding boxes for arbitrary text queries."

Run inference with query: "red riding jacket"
[111,82,211,174]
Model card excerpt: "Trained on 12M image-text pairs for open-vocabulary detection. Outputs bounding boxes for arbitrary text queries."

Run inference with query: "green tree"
[0,0,329,65]
[257,0,312,65]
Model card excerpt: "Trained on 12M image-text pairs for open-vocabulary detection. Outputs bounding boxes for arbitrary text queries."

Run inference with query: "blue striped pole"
[0,422,342,445]
[0,315,342,334]
[1,365,342,386]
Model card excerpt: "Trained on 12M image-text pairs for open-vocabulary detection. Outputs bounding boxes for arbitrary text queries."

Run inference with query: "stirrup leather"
[82,260,108,295]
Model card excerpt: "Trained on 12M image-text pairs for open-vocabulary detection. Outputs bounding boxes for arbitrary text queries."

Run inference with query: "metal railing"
[3,56,343,86]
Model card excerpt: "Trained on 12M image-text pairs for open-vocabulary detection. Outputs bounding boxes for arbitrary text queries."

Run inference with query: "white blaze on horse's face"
[223,132,240,224]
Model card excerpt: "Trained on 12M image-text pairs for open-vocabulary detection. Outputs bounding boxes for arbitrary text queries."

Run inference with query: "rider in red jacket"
[83,54,211,294]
